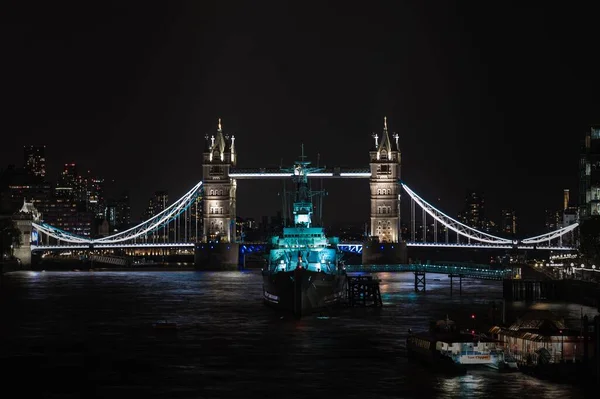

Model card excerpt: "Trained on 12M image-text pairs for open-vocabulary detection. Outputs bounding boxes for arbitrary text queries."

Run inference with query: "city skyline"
[3,2,599,235]
[0,134,585,237]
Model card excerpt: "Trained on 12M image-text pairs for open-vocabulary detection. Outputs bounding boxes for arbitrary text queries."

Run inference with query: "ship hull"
[262,267,347,317]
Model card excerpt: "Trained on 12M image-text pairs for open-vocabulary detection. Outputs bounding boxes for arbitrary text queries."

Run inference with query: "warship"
[261,148,347,318]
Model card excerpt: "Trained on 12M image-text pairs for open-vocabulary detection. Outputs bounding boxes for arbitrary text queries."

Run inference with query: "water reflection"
[0,270,590,398]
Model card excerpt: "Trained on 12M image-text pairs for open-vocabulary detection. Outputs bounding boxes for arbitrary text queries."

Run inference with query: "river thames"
[0,270,595,398]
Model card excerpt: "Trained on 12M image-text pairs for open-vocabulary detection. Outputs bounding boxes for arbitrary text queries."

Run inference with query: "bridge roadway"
[229,167,371,179]
[31,241,576,252]
[345,263,512,280]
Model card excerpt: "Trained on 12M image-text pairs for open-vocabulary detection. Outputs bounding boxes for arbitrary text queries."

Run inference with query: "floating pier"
[346,274,383,307]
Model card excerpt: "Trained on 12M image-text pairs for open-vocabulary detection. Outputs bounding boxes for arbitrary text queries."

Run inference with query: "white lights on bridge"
[228,172,371,179]
[229,173,293,178]
[31,178,578,251]
[339,172,371,177]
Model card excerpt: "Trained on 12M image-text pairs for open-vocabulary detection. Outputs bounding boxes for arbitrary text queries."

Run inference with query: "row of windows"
[208,189,226,196]
[376,189,393,195]
[377,206,393,214]
[209,207,224,214]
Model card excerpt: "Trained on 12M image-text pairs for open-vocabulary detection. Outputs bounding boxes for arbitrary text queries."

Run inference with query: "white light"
[229,173,291,178]
[593,265,596,269]
[402,183,512,244]
[340,172,371,177]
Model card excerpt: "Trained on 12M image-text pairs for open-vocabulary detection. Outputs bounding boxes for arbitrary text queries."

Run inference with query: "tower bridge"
[15,117,578,269]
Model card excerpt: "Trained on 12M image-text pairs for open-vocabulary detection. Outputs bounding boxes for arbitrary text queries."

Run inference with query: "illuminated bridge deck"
[345,263,512,280]
[32,241,575,252]
[229,167,371,179]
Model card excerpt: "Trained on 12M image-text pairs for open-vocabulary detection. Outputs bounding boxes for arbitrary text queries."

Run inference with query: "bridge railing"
[346,263,512,280]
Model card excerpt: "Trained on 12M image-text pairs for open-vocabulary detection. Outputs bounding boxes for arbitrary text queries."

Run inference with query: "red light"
[471,330,475,334]
[471,314,476,319]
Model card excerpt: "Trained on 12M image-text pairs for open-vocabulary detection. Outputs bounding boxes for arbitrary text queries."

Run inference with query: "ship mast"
[280,144,327,228]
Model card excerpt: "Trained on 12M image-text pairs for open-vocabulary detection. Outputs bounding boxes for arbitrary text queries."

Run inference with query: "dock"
[346,274,383,307]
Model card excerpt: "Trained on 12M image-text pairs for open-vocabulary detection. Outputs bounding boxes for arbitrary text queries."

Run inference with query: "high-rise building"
[55,163,78,199]
[87,176,105,218]
[545,209,561,232]
[459,191,485,230]
[501,209,517,235]
[23,145,46,178]
[579,126,600,220]
[106,191,131,233]
[154,191,169,214]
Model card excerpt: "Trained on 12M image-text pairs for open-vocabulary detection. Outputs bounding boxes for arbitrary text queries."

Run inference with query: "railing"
[345,263,511,280]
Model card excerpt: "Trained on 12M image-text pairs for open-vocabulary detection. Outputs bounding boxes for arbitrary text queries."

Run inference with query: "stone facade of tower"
[369,117,401,243]
[201,119,237,243]
[12,200,41,266]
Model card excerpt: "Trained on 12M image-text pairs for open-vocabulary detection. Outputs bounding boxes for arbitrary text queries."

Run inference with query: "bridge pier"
[194,243,239,270]
[414,271,426,292]
[449,274,463,296]
[362,240,407,265]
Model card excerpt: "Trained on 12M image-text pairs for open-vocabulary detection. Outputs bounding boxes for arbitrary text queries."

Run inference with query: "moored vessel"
[407,317,514,374]
[261,147,347,318]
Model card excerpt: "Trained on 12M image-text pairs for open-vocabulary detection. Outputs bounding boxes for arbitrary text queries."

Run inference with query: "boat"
[407,317,510,374]
[261,147,347,318]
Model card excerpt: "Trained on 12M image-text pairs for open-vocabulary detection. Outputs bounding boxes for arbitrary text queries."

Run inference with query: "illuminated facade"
[459,191,485,230]
[202,119,237,243]
[501,209,516,235]
[369,117,401,243]
[579,126,600,220]
[23,145,46,178]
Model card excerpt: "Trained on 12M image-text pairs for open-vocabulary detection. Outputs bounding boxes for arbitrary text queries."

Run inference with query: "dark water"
[0,270,596,398]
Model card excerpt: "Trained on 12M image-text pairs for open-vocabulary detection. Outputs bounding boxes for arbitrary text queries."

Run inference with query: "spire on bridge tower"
[377,116,393,159]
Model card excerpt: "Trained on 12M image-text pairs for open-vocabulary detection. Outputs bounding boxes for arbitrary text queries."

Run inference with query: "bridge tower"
[201,118,237,243]
[363,117,406,264]
[369,116,401,243]
[12,199,41,267]
[196,119,239,270]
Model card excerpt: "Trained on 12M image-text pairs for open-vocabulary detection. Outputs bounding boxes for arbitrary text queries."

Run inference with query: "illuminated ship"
[261,147,347,318]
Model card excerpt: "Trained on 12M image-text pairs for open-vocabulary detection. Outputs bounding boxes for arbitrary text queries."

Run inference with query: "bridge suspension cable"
[401,183,513,244]
[33,181,203,245]
[520,222,579,244]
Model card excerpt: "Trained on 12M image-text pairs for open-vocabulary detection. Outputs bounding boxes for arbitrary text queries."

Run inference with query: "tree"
[0,218,22,259]
[579,216,600,264]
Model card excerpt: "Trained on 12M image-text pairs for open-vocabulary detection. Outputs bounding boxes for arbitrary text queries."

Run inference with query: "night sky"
[3,2,599,236]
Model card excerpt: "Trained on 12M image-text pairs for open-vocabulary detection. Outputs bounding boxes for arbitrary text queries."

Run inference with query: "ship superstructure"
[262,147,346,317]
